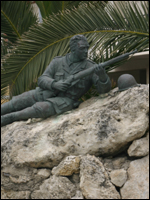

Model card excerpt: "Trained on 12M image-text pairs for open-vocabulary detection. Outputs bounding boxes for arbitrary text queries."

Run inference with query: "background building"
[108,51,149,85]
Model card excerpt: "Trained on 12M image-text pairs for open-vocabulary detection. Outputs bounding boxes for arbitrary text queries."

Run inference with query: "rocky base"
[1,85,149,199]
[1,152,149,199]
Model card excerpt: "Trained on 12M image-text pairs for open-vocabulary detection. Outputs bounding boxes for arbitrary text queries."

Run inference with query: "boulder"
[1,84,149,199]
[51,155,80,176]
[31,175,76,199]
[127,132,149,157]
[120,155,149,199]
[79,154,120,199]
[1,85,149,169]
[1,166,50,191]
[1,188,30,199]
[110,169,127,187]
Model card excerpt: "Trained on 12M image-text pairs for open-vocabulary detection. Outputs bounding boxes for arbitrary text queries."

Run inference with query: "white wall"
[108,51,149,84]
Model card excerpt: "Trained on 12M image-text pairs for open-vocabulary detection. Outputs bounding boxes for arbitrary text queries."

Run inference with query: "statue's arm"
[92,70,111,94]
[37,60,56,91]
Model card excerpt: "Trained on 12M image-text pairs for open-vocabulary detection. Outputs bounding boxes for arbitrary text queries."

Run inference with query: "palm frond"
[1,1,149,98]
[1,1,38,99]
[1,1,37,44]
[35,1,84,18]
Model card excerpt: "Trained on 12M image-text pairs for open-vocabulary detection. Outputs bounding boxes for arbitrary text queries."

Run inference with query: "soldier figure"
[1,35,111,127]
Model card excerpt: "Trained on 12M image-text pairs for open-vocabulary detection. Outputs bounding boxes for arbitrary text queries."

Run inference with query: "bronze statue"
[1,35,136,127]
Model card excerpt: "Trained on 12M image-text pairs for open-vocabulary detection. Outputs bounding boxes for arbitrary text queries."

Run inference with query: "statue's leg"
[1,101,14,116]
[1,102,56,127]
[1,90,37,116]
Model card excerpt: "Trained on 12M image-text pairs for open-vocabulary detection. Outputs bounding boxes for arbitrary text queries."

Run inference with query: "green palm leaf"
[1,1,37,101]
[35,1,83,18]
[35,1,108,18]
[1,1,37,43]
[1,1,149,98]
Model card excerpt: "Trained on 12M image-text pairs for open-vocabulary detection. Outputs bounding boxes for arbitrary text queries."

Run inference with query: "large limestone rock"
[51,155,80,176]
[1,84,149,199]
[31,175,76,199]
[1,188,30,199]
[1,85,149,169]
[127,132,149,157]
[120,155,149,199]
[1,166,51,191]
[79,154,120,199]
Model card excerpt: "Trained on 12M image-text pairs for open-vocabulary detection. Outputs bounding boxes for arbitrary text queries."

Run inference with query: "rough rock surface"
[1,166,51,191]
[120,155,149,199]
[102,153,131,172]
[71,190,84,199]
[127,132,149,157]
[31,175,76,199]
[1,188,30,199]
[79,154,120,199]
[1,84,149,199]
[52,155,80,176]
[1,85,149,169]
[110,169,127,187]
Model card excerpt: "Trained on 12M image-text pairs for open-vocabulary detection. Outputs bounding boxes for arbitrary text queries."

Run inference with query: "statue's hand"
[52,80,71,92]
[94,64,107,82]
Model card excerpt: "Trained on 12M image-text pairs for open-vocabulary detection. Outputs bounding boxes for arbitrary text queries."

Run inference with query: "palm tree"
[35,1,84,18]
[1,1,38,103]
[1,1,149,101]
[1,1,37,55]
[1,1,85,102]
[1,1,89,55]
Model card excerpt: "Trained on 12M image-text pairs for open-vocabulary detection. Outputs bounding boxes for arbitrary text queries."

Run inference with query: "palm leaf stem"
[1,10,21,39]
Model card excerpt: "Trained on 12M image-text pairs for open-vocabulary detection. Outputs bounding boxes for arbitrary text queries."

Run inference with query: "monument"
[1,35,137,127]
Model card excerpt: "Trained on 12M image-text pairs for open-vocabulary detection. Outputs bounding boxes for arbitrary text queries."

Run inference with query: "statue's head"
[70,35,89,61]
[70,35,88,51]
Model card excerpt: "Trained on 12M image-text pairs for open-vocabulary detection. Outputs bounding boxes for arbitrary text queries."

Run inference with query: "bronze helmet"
[117,74,138,91]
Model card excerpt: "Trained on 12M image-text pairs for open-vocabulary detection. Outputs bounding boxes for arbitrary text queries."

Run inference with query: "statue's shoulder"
[53,55,64,60]
[53,55,66,63]
[86,59,96,66]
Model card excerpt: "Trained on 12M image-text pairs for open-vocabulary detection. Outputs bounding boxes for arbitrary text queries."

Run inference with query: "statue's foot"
[1,114,16,127]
